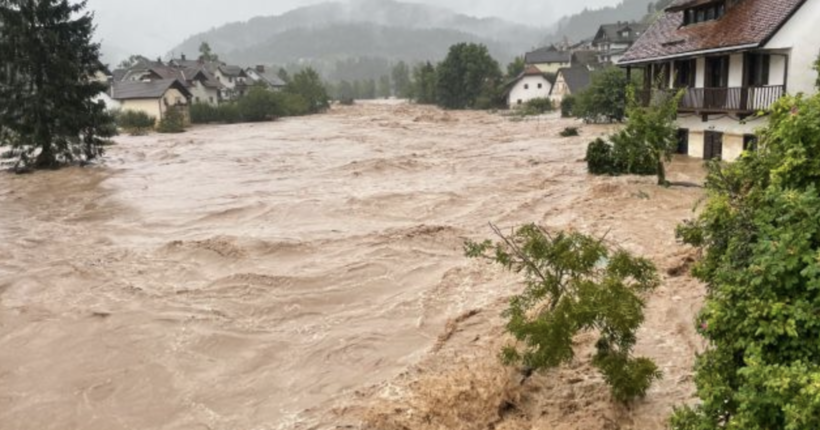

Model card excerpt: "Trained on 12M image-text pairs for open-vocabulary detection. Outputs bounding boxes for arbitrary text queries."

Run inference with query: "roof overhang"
[618,42,759,66]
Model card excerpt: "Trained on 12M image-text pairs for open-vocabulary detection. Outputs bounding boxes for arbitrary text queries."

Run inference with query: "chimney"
[181,54,186,61]
[256,65,265,73]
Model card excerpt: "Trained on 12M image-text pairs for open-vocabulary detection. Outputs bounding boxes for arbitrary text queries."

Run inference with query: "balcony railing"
[639,85,785,113]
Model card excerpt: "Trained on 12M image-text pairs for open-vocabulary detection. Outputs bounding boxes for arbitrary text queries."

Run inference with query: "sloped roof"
[571,50,601,68]
[593,22,649,45]
[112,79,192,100]
[620,0,807,64]
[218,65,246,77]
[251,69,287,87]
[556,66,592,94]
[525,47,572,65]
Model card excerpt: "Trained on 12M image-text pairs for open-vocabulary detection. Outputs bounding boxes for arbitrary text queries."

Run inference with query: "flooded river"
[0,102,706,429]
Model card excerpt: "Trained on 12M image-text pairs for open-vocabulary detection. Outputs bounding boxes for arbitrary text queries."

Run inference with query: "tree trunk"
[657,159,667,186]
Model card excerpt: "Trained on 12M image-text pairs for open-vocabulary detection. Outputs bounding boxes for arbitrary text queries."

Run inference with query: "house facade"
[592,22,648,64]
[112,79,193,123]
[245,65,287,91]
[619,0,820,161]
[524,46,572,74]
[214,65,250,99]
[508,65,553,107]
[550,66,592,103]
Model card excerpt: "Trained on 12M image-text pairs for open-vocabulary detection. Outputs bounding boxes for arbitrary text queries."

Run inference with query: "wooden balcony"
[639,85,785,114]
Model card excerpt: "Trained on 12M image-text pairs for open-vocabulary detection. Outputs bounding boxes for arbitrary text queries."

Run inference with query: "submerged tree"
[466,224,662,404]
[198,41,219,63]
[391,61,412,99]
[411,62,437,105]
[0,0,116,171]
[435,43,502,110]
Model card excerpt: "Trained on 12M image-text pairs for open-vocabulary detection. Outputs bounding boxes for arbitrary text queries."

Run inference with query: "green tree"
[237,85,283,122]
[506,56,526,78]
[435,43,502,110]
[198,42,219,62]
[391,61,412,98]
[378,75,392,99]
[285,68,330,114]
[671,94,820,429]
[575,66,638,123]
[466,224,661,404]
[156,108,186,134]
[411,62,437,104]
[0,0,116,171]
[362,78,377,100]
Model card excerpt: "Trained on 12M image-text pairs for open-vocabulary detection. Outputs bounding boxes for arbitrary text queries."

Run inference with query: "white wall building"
[508,65,553,107]
[619,0,820,161]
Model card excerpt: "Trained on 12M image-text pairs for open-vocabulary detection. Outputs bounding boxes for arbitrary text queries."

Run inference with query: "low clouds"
[88,0,619,62]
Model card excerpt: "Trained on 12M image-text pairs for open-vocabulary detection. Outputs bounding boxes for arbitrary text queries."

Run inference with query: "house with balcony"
[619,0,820,161]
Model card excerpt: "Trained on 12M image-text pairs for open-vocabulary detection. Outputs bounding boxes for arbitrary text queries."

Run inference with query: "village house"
[619,0,820,162]
[245,65,287,91]
[111,79,193,123]
[550,66,592,103]
[214,65,250,99]
[592,22,648,64]
[524,46,573,74]
[507,65,554,108]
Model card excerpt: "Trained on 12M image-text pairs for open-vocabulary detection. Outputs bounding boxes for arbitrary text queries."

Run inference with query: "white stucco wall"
[765,0,820,95]
[190,81,219,106]
[770,53,788,86]
[508,76,553,107]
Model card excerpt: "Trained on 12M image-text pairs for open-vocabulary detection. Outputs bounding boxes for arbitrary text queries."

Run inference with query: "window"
[538,83,543,89]
[677,129,690,154]
[195,96,200,102]
[209,96,214,103]
[674,59,696,88]
[683,1,726,26]
[524,84,529,90]
[746,53,770,87]
[517,99,523,105]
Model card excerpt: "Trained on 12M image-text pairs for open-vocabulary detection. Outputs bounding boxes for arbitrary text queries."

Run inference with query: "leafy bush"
[561,95,576,118]
[238,86,284,122]
[670,93,820,430]
[560,127,579,137]
[117,110,155,135]
[466,224,661,404]
[574,67,639,123]
[435,43,502,110]
[586,88,681,184]
[156,108,185,134]
[524,97,554,114]
[190,102,220,124]
[586,138,615,174]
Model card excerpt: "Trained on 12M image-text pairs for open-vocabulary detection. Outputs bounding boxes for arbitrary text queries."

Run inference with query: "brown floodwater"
[0,102,707,430]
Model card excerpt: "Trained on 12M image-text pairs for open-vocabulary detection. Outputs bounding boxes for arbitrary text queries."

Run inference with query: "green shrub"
[216,103,241,124]
[276,92,310,116]
[466,224,661,404]
[525,97,554,114]
[156,108,185,134]
[117,110,155,135]
[238,86,284,122]
[561,95,576,118]
[586,138,615,175]
[285,68,330,114]
[560,127,579,137]
[670,94,820,429]
[190,102,219,124]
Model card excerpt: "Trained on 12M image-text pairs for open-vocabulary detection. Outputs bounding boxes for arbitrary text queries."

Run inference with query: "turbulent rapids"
[0,101,707,430]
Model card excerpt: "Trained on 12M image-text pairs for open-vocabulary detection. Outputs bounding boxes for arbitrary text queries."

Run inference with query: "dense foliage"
[285,68,330,114]
[190,89,310,125]
[435,43,503,110]
[560,127,580,137]
[466,224,662,404]
[156,108,186,134]
[117,111,156,136]
[574,67,639,123]
[391,61,413,99]
[671,93,820,429]
[586,88,682,185]
[237,85,286,122]
[506,56,526,78]
[561,95,577,118]
[0,0,116,171]
[411,62,438,105]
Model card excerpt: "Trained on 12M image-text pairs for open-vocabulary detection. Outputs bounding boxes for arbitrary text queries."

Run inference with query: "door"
[677,129,689,155]
[705,56,729,109]
[704,131,723,160]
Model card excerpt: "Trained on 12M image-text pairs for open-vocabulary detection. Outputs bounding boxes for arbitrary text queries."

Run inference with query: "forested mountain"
[169,0,544,70]
[544,0,673,44]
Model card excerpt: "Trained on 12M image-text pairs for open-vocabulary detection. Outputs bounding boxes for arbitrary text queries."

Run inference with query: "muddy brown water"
[0,102,707,430]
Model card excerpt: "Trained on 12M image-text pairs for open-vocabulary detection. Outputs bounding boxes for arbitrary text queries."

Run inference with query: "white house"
[111,79,193,123]
[508,65,554,107]
[619,0,820,161]
[214,65,250,99]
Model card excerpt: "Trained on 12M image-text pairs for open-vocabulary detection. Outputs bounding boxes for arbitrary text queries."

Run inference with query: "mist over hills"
[170,0,545,67]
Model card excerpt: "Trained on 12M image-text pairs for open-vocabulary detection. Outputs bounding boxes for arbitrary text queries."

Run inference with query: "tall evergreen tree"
[391,61,412,99]
[198,41,219,62]
[0,0,115,171]
[435,43,502,110]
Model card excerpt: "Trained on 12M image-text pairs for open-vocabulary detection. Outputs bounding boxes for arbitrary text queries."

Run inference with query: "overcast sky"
[87,0,618,62]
